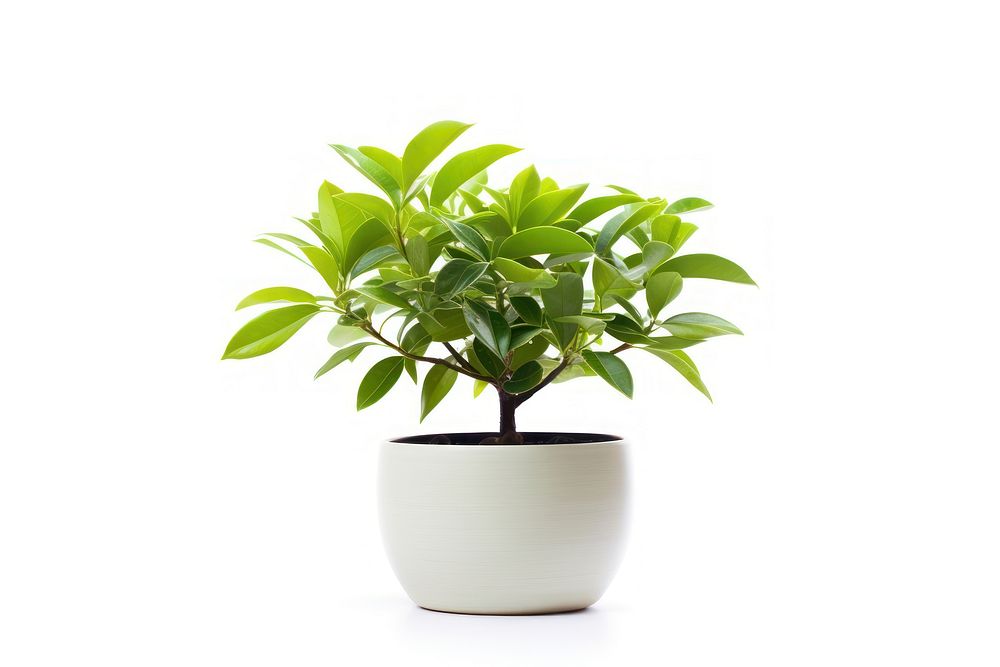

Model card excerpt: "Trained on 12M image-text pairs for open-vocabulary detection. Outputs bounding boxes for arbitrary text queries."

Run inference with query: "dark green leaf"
[420,364,458,421]
[509,295,543,325]
[646,271,683,318]
[582,350,634,398]
[434,259,489,300]
[504,360,543,393]
[462,301,511,359]
[442,218,490,260]
[540,272,584,349]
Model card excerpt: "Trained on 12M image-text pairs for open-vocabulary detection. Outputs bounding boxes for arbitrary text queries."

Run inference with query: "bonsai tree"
[223,121,754,443]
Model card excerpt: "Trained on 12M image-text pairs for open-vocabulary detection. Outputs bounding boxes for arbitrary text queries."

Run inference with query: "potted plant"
[223,121,755,615]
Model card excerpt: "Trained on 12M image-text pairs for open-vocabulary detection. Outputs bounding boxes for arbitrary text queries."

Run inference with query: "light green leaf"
[473,379,489,398]
[355,285,412,310]
[223,304,320,359]
[568,194,645,224]
[254,238,311,268]
[664,197,713,214]
[358,146,403,186]
[330,144,402,208]
[491,257,558,288]
[508,165,540,221]
[431,144,522,207]
[540,272,584,349]
[402,120,472,189]
[517,184,589,230]
[417,307,471,342]
[581,350,634,398]
[653,254,756,285]
[405,235,430,276]
[661,312,742,339]
[498,227,593,259]
[314,342,378,379]
[345,219,393,274]
[317,182,345,255]
[646,271,683,318]
[554,315,607,335]
[335,193,396,232]
[504,360,543,393]
[639,348,712,400]
[624,241,674,280]
[357,357,406,410]
[593,258,640,305]
[236,287,317,310]
[594,202,661,255]
[420,363,458,421]
[462,301,511,359]
[327,324,368,347]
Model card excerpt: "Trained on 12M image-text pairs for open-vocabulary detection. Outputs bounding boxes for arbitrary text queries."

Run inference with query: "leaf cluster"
[223,121,755,420]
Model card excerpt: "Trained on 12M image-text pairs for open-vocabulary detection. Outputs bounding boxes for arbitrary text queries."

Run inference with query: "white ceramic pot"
[378,433,629,615]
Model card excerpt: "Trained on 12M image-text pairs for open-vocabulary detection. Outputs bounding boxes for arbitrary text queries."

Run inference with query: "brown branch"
[514,356,571,406]
[610,343,631,354]
[361,324,492,382]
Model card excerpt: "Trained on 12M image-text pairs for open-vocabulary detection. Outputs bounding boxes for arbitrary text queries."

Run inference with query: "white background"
[2,1,998,665]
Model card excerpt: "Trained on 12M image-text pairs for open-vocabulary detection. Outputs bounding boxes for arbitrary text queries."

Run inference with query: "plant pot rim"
[387,432,624,446]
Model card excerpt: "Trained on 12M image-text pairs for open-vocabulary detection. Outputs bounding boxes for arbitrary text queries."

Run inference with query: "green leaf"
[404,235,430,277]
[330,144,402,208]
[469,338,506,377]
[442,218,490,260]
[624,241,674,280]
[462,301,511,359]
[491,257,557,289]
[420,363,458,421]
[651,215,698,251]
[402,120,471,189]
[434,259,489,300]
[509,324,545,350]
[509,295,543,326]
[646,271,683,318]
[335,193,397,232]
[504,360,543,393]
[223,304,320,359]
[254,238,311,268]
[327,324,368,347]
[473,379,489,398]
[568,194,645,224]
[517,184,588,229]
[510,335,549,370]
[236,287,317,310]
[498,227,593,259]
[351,245,402,278]
[604,313,651,345]
[355,285,412,311]
[357,357,406,410]
[554,315,607,335]
[582,350,634,398]
[594,202,661,255]
[345,219,393,274]
[417,307,471,342]
[664,197,713,214]
[358,146,403,186]
[644,336,702,351]
[508,165,541,221]
[540,272,584,349]
[593,258,639,305]
[661,312,742,339]
[639,348,711,400]
[431,144,522,207]
[653,254,756,285]
[317,182,345,255]
[314,342,378,379]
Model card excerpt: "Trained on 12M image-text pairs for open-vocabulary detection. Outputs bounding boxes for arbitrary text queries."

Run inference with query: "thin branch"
[610,343,631,354]
[443,341,481,375]
[514,356,571,406]
[361,324,492,382]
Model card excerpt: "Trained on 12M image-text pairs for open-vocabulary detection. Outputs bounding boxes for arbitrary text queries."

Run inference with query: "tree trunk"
[497,390,523,444]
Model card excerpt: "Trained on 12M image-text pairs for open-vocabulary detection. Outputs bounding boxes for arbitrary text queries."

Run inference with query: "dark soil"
[390,432,623,446]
